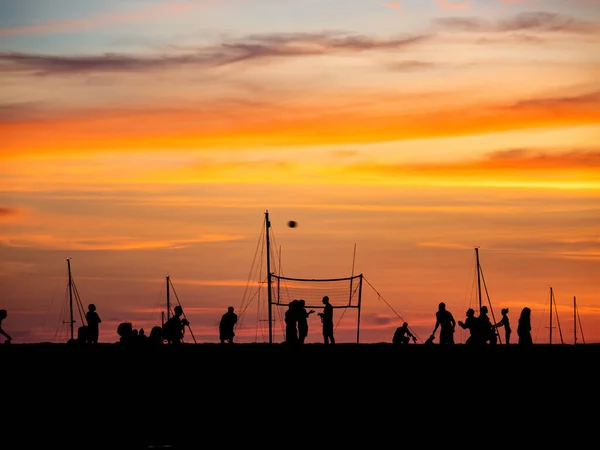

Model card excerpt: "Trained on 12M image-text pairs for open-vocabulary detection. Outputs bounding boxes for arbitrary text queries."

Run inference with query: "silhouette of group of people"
[1,297,535,346]
[285,296,335,344]
[420,302,532,345]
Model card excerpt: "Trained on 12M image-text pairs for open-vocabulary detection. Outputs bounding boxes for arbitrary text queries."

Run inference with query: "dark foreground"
[3,343,599,448]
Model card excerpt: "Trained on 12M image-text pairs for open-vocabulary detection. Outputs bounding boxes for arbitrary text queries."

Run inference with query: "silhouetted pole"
[265,210,273,344]
[66,257,74,341]
[573,295,577,345]
[475,247,483,313]
[549,287,553,344]
[357,274,363,344]
[166,275,171,321]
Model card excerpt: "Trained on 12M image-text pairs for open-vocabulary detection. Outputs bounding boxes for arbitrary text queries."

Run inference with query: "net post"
[357,274,363,344]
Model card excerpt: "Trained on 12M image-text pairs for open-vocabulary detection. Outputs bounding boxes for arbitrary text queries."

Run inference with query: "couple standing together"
[285,296,335,344]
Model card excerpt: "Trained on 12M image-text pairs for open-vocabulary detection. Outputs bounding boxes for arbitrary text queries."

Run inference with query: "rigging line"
[552,289,564,344]
[533,289,550,343]
[576,307,586,344]
[72,281,86,325]
[479,269,501,343]
[237,278,267,338]
[55,285,70,340]
[239,219,266,315]
[363,276,405,321]
[463,250,477,310]
[363,275,421,343]
[168,278,197,344]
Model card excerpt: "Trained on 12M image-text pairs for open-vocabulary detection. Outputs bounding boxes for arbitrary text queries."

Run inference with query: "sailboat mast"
[265,210,273,344]
[475,247,483,312]
[66,257,75,341]
[573,295,577,345]
[549,287,553,344]
[166,275,171,321]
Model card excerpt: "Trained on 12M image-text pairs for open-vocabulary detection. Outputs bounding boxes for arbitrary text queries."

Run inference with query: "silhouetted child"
[219,306,238,344]
[517,307,532,345]
[494,308,511,344]
[85,304,101,344]
[458,308,483,345]
[393,322,416,344]
[317,295,335,344]
[297,299,315,344]
[431,302,456,344]
[0,309,13,343]
[117,322,134,344]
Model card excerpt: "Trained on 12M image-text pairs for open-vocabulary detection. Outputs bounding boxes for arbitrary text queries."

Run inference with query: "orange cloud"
[2,91,599,158]
[345,149,600,189]
[0,2,205,37]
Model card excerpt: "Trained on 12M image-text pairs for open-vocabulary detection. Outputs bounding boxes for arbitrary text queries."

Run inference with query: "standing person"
[285,300,299,344]
[317,295,335,344]
[85,304,102,344]
[431,302,456,344]
[392,322,416,344]
[494,308,511,344]
[219,306,238,344]
[478,305,497,345]
[0,309,12,343]
[517,307,533,345]
[297,299,315,344]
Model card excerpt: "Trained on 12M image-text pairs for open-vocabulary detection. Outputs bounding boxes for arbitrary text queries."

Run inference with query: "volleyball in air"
[287,220,297,228]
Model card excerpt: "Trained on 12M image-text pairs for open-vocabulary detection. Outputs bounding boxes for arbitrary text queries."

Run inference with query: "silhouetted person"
[478,306,497,345]
[458,308,483,345]
[0,309,12,343]
[317,295,335,344]
[494,308,511,344]
[393,322,416,344]
[163,305,189,344]
[219,306,238,344]
[431,302,456,344]
[517,307,532,345]
[424,335,435,345]
[85,303,101,344]
[149,326,163,346]
[117,322,134,344]
[138,328,147,340]
[285,300,299,344]
[297,299,315,344]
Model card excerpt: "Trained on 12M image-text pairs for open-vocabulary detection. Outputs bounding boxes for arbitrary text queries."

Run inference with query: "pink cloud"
[382,1,403,9]
[435,0,470,8]
[0,1,206,37]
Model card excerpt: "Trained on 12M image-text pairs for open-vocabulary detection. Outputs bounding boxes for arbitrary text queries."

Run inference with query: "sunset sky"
[1,0,599,344]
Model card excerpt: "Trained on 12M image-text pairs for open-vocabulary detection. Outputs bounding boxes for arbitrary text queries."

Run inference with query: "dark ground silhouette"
[2,342,599,449]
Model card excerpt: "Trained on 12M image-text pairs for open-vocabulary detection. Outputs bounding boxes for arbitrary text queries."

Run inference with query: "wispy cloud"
[0,233,245,251]
[345,148,600,189]
[0,1,207,37]
[436,11,600,34]
[0,31,427,75]
[0,206,20,217]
